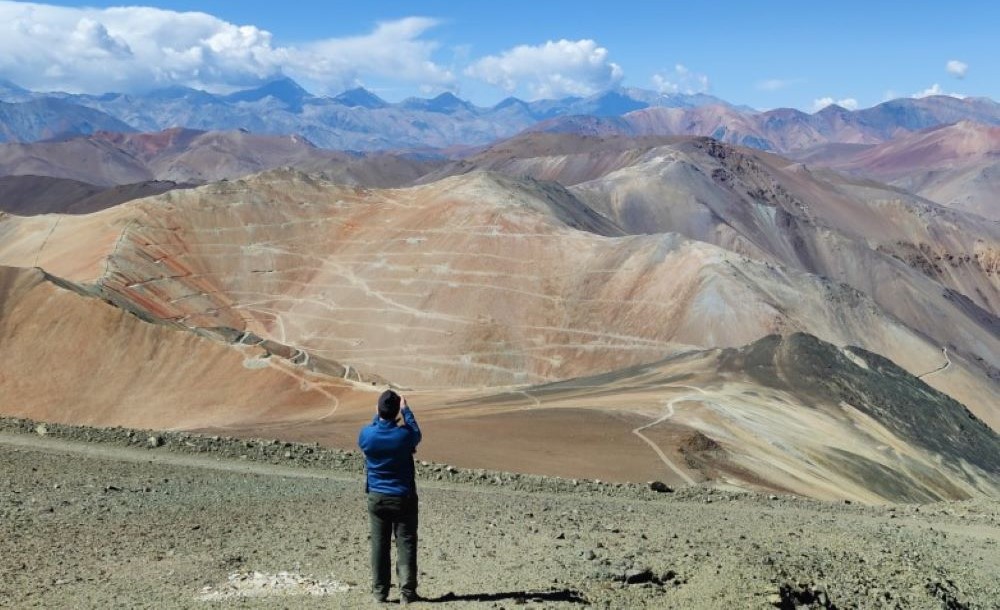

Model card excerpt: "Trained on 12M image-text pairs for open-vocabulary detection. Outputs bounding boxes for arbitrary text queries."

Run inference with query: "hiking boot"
[400,592,424,605]
[372,593,388,604]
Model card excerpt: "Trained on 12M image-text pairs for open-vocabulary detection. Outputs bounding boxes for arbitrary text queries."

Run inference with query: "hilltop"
[1,420,998,608]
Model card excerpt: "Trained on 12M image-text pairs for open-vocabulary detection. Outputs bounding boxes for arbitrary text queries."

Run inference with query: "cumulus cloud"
[946,59,968,79]
[465,39,623,99]
[651,64,710,95]
[812,97,858,111]
[0,2,454,94]
[912,84,966,99]
[295,17,454,93]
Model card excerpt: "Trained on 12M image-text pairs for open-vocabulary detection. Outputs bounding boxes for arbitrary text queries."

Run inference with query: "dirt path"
[0,432,354,483]
[631,384,707,486]
[918,347,951,379]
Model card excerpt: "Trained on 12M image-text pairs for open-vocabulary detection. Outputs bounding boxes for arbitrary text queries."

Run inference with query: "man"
[358,389,422,604]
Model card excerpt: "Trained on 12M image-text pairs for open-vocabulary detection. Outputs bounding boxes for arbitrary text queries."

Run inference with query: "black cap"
[378,389,401,420]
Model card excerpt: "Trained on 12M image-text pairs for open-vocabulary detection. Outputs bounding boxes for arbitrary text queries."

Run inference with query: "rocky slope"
[1,167,997,502]
[1,425,998,608]
[0,98,134,143]
[792,121,1000,220]
[0,170,974,394]
[446,332,1000,503]
[417,134,1000,419]
[0,265,370,430]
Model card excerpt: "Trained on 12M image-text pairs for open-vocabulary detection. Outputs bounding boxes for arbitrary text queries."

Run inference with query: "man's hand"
[401,395,410,412]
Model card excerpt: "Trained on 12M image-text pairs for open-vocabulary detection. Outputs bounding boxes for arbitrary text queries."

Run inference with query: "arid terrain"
[2,7,999,609]
[1,134,997,504]
[2,419,999,609]
[1,73,999,600]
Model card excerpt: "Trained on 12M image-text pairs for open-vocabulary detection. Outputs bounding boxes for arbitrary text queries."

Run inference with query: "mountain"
[0,78,33,102]
[3,77,997,153]
[400,91,478,114]
[0,135,152,185]
[565,90,648,116]
[0,98,135,143]
[0,168,971,388]
[1,77,998,502]
[0,167,997,501]
[223,76,313,111]
[456,332,1000,501]
[332,87,388,109]
[514,88,735,122]
[0,265,346,429]
[0,128,443,186]
[622,87,738,109]
[853,95,1000,136]
[419,133,1000,419]
[791,121,1000,220]
[138,85,219,104]
[0,79,766,152]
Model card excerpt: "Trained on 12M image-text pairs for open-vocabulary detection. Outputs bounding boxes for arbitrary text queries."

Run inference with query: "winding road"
[631,384,707,486]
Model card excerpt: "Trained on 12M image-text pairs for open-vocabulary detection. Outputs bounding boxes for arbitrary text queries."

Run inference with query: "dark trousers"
[367,492,418,598]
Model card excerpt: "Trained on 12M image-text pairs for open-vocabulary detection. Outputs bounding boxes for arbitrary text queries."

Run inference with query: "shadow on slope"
[723,333,999,474]
[0,174,194,215]
[428,588,588,604]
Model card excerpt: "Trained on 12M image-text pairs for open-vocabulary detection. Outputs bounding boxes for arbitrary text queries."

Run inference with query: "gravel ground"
[1,418,998,609]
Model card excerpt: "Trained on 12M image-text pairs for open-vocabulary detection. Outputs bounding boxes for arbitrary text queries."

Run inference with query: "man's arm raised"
[400,396,422,448]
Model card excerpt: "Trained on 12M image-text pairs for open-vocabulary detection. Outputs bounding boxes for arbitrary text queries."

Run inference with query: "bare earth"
[2,427,998,609]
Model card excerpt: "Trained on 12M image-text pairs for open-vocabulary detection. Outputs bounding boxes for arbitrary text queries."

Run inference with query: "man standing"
[359,389,422,604]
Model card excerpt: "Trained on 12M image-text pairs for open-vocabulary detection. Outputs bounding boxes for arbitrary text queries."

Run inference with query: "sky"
[0,0,996,111]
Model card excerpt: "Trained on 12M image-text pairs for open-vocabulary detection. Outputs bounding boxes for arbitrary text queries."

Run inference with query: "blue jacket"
[358,406,422,496]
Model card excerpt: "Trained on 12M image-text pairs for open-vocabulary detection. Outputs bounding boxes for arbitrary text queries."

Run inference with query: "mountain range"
[0,73,998,503]
[0,77,736,150]
[2,77,999,153]
[530,96,1000,152]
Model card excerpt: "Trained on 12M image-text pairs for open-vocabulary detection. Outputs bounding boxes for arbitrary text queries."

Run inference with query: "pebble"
[623,567,653,584]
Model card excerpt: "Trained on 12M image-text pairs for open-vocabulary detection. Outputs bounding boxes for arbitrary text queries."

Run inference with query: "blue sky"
[1,0,995,110]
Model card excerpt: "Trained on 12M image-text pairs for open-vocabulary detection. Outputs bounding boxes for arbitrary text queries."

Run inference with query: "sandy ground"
[2,429,998,609]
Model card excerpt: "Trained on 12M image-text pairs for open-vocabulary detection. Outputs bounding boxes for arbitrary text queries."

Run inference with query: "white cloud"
[757,79,788,91]
[756,78,802,91]
[652,64,710,95]
[70,18,133,59]
[812,97,858,111]
[912,83,966,99]
[295,17,454,93]
[0,2,454,94]
[465,39,623,99]
[946,60,968,79]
